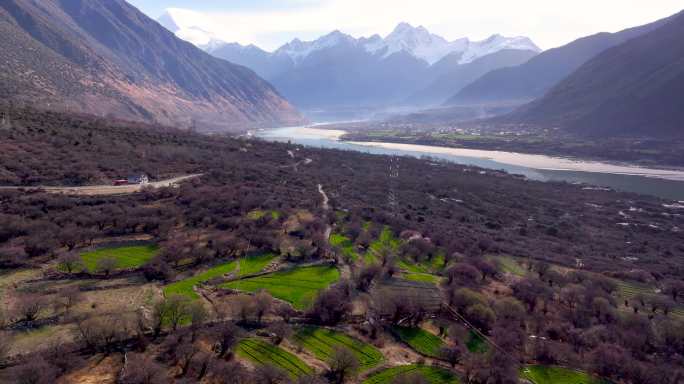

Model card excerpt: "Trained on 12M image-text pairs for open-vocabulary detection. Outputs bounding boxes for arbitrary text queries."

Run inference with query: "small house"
[127,174,149,185]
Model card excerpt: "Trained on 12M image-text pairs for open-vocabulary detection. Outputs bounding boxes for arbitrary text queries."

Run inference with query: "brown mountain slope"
[0,0,304,132]
[505,9,684,138]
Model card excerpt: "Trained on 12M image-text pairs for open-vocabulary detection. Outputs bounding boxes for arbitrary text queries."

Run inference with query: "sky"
[128,0,684,51]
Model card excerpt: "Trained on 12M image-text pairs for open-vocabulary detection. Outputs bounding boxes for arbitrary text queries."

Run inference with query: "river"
[254,126,684,200]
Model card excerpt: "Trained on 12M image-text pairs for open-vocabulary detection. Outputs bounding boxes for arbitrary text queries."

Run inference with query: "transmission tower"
[388,156,400,218]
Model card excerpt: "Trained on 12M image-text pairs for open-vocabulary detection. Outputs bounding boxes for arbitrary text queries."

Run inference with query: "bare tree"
[12,292,47,323]
[255,364,290,384]
[55,285,81,317]
[268,322,292,345]
[96,255,119,277]
[119,353,167,384]
[11,359,58,384]
[327,346,359,384]
[255,290,274,325]
[211,322,240,358]
[0,332,11,364]
[75,315,128,353]
[58,252,83,274]
[164,294,192,331]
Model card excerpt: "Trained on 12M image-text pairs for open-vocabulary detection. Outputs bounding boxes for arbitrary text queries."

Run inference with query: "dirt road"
[0,174,203,196]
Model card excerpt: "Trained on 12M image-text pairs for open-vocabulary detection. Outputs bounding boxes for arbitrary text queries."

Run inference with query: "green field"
[164,261,237,299]
[493,255,528,277]
[363,365,459,384]
[521,365,608,384]
[222,265,340,309]
[330,233,359,261]
[238,253,276,277]
[237,338,312,379]
[247,209,281,220]
[79,244,159,272]
[292,326,383,370]
[392,326,445,358]
[402,272,441,284]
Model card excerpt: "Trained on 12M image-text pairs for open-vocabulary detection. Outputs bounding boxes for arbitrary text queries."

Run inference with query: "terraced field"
[292,326,383,370]
[363,365,459,384]
[237,253,276,277]
[222,265,340,309]
[79,244,159,272]
[521,365,608,384]
[392,326,445,358]
[237,338,312,379]
[373,279,443,312]
[163,261,237,299]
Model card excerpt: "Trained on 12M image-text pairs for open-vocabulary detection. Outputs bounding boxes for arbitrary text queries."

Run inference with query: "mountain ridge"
[502,9,684,138]
[445,14,674,106]
[160,15,541,110]
[0,0,304,132]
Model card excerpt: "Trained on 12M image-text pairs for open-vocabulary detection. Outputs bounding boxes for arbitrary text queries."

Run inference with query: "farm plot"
[292,326,383,370]
[163,261,237,299]
[330,233,359,261]
[222,265,340,309]
[237,253,277,277]
[521,365,608,384]
[236,338,312,379]
[363,364,459,384]
[391,326,445,358]
[79,244,158,272]
[373,279,443,312]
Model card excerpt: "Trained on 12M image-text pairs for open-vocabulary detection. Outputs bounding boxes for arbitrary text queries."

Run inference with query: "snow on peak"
[157,8,218,46]
[372,22,467,65]
[275,30,356,63]
[458,34,541,64]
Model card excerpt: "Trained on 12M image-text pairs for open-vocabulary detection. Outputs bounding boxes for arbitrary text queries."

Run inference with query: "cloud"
[161,0,683,51]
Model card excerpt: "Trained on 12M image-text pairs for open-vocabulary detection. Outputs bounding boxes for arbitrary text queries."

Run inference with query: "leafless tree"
[55,285,82,317]
[327,346,359,384]
[255,290,274,325]
[211,322,241,358]
[268,322,292,345]
[0,332,11,363]
[58,252,83,274]
[255,364,290,384]
[119,353,168,384]
[11,359,58,384]
[96,255,119,277]
[12,292,47,323]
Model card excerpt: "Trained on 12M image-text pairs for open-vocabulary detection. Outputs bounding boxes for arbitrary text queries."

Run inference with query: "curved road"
[0,174,203,196]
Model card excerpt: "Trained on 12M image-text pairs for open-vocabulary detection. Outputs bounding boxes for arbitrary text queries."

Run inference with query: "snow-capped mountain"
[268,23,540,66]
[156,12,541,110]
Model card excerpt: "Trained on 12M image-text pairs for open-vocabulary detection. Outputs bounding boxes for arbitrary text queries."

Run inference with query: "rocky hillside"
[0,0,304,132]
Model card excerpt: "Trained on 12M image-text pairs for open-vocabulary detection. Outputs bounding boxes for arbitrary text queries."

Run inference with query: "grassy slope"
[392,326,445,358]
[238,253,276,277]
[222,265,340,309]
[522,365,607,384]
[80,244,158,272]
[164,261,237,299]
[237,338,312,379]
[292,326,383,370]
[363,365,459,384]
